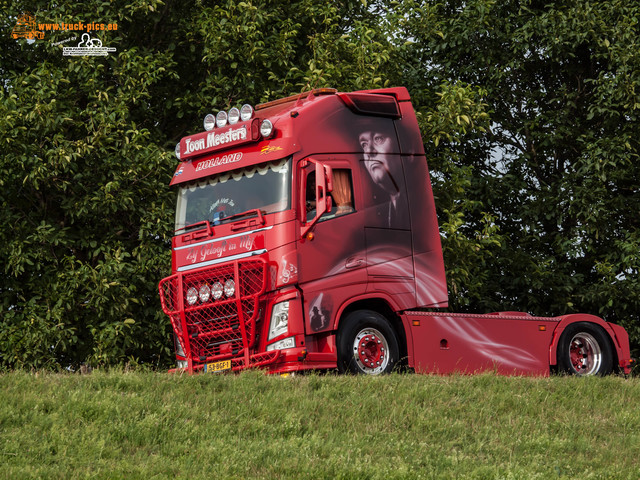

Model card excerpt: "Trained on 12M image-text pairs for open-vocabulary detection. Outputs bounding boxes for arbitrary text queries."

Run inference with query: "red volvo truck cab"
[159,87,632,376]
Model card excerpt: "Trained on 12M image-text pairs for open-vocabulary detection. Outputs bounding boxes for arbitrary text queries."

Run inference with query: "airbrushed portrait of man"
[358,120,408,229]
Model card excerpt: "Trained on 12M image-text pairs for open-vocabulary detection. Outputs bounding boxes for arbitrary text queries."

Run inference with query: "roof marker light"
[240,104,254,121]
[203,113,215,131]
[260,119,273,137]
[174,143,181,160]
[228,107,240,125]
[216,111,228,128]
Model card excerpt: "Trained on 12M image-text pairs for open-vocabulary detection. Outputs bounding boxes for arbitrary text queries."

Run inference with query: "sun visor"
[170,139,299,186]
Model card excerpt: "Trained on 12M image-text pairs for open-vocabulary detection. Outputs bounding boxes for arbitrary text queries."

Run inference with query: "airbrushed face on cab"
[358,129,399,196]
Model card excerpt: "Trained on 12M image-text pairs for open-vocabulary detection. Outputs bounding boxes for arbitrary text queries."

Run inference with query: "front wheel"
[337,310,399,375]
[557,322,614,376]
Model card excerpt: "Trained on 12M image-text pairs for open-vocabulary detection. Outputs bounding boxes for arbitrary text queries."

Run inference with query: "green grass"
[1,371,639,479]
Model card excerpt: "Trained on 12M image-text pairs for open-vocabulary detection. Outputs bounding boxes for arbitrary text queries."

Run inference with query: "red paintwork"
[357,332,387,370]
[159,87,632,375]
[402,311,631,376]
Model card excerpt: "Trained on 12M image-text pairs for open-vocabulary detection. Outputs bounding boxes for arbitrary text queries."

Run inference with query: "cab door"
[296,155,366,334]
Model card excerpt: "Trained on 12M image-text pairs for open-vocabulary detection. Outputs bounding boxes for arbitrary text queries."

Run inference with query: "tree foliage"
[395,0,640,354]
[0,0,390,369]
[1,0,638,369]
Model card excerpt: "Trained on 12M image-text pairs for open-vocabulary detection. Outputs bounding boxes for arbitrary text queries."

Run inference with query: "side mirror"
[300,159,333,239]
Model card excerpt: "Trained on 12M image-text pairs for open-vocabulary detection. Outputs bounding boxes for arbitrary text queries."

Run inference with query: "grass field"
[1,370,638,479]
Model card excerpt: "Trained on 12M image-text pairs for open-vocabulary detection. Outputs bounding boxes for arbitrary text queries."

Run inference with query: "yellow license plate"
[205,360,231,373]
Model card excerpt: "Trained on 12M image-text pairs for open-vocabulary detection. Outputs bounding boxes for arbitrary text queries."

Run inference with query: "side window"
[332,170,355,215]
[305,168,355,222]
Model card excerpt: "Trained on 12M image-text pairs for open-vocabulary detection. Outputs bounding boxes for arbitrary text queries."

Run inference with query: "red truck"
[159,87,632,376]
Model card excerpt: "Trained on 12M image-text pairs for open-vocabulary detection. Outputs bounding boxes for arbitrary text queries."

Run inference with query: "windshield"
[175,157,291,231]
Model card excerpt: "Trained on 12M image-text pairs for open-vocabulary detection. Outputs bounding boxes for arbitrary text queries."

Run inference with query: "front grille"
[159,259,267,369]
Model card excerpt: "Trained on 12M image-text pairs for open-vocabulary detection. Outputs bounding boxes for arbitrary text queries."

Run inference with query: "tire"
[557,322,614,376]
[337,310,399,375]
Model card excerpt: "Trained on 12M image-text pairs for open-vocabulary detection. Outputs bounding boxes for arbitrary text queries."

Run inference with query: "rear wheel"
[557,322,614,376]
[337,310,399,375]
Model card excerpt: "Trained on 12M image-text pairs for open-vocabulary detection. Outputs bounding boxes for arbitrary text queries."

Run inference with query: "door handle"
[345,256,364,269]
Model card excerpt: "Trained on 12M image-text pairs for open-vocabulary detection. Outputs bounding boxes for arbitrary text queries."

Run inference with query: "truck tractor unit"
[159,87,632,376]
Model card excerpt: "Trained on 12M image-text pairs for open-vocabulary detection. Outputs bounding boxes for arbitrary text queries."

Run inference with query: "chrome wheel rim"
[569,332,602,375]
[352,328,389,375]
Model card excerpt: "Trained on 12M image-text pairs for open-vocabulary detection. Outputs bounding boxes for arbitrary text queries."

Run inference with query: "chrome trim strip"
[177,249,268,272]
[174,226,273,251]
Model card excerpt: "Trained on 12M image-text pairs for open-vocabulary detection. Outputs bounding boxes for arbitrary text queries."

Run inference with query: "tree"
[6,0,633,369]
[0,0,405,369]
[390,0,640,356]
[1,0,181,369]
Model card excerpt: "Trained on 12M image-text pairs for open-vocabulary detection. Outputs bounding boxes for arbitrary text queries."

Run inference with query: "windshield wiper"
[176,210,265,238]
[176,220,212,236]
[214,209,266,231]
[217,208,264,224]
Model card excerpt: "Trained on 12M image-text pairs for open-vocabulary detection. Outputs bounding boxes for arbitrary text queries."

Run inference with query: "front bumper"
[159,258,268,373]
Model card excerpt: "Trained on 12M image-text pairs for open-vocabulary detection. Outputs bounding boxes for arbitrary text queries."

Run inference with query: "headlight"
[211,281,223,300]
[216,111,228,128]
[203,113,215,131]
[240,104,254,121]
[224,279,235,298]
[199,284,211,303]
[266,336,296,352]
[228,107,240,125]
[186,286,198,306]
[268,301,289,340]
[260,119,273,137]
